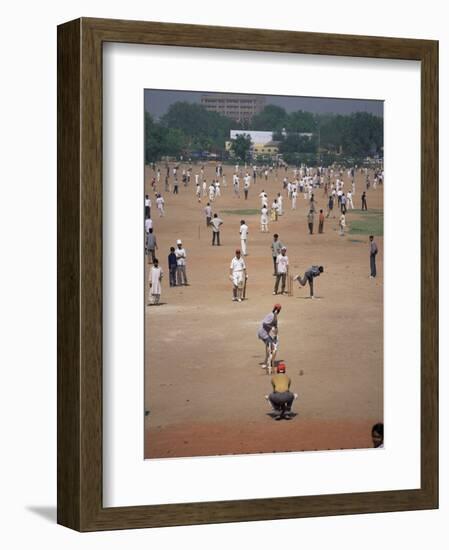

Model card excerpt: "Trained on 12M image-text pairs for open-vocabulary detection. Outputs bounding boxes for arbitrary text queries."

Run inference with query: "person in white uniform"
[144,217,153,234]
[156,194,165,217]
[260,206,269,233]
[239,219,249,256]
[229,249,247,302]
[273,246,289,295]
[148,258,163,305]
[291,189,297,210]
[175,239,188,286]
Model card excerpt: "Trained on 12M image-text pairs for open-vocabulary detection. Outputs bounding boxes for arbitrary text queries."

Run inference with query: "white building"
[229,130,273,145]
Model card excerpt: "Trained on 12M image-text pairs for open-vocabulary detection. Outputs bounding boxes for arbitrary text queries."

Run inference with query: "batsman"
[257,303,282,371]
[229,249,247,302]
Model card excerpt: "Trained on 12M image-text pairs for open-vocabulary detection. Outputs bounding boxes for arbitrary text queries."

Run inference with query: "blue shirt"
[168,252,177,268]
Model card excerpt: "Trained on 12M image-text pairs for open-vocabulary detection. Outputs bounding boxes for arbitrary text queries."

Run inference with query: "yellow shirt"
[271,373,291,393]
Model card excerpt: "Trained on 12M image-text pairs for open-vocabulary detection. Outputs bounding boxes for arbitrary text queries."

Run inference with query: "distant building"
[201,94,265,123]
[226,130,280,160]
[252,141,280,158]
[230,130,273,145]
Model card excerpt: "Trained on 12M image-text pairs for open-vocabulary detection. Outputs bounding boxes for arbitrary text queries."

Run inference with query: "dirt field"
[144,164,383,458]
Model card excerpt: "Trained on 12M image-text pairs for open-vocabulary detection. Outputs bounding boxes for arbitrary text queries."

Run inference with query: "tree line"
[145,102,383,163]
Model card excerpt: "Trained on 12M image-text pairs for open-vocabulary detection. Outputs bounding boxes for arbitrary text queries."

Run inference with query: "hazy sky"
[144,89,383,120]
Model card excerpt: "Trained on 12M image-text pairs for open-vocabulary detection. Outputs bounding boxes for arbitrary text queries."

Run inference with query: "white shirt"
[240,224,249,239]
[276,254,289,274]
[145,218,153,232]
[145,198,151,207]
[156,197,164,208]
[175,247,187,266]
[230,256,246,273]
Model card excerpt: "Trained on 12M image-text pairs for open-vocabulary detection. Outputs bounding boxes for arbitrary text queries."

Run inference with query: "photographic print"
[144,89,384,459]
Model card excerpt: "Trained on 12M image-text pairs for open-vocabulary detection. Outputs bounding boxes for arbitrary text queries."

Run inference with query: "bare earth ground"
[144,164,383,458]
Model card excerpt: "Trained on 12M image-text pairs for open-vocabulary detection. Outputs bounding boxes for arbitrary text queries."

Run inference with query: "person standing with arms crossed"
[175,239,188,286]
[240,219,249,256]
[369,235,378,278]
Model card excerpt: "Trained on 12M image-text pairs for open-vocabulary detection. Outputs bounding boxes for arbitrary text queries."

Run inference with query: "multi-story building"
[201,94,265,123]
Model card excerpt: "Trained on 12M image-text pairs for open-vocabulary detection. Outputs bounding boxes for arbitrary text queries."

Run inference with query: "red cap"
[273,303,282,311]
[277,363,286,373]
[235,249,241,254]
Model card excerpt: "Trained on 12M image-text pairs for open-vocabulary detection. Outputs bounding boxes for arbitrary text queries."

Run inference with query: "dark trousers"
[362,199,367,210]
[272,256,277,275]
[370,253,377,277]
[212,231,220,245]
[308,222,313,234]
[173,185,178,194]
[147,248,155,263]
[274,272,286,294]
[244,189,248,199]
[318,221,324,233]
[169,266,177,286]
[298,274,314,296]
[341,204,346,214]
[269,391,294,411]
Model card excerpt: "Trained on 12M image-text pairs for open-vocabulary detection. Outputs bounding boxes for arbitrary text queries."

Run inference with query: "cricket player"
[175,239,188,286]
[291,189,297,210]
[156,194,165,217]
[233,173,240,197]
[229,249,247,302]
[260,206,269,233]
[265,362,298,420]
[148,258,163,305]
[369,235,378,278]
[293,265,324,298]
[257,303,282,370]
[240,219,249,256]
[274,246,289,295]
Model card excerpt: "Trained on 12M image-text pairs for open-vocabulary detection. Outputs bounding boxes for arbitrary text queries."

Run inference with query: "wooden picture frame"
[57,17,438,531]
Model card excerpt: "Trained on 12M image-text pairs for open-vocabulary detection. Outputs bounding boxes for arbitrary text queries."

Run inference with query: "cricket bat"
[242,277,247,300]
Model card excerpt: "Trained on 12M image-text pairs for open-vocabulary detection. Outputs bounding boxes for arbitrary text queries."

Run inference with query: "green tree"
[280,133,317,155]
[285,110,317,133]
[251,105,288,131]
[161,102,234,151]
[230,134,252,160]
[145,112,185,162]
[318,112,383,157]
